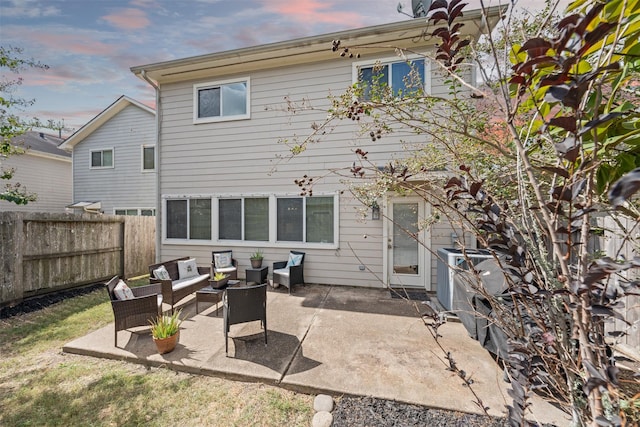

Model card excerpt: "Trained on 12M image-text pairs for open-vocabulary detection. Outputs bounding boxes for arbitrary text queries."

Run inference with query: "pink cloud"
[260,0,363,25]
[28,33,118,56]
[102,8,150,30]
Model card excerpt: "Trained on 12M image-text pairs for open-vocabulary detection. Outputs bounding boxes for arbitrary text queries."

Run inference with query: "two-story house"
[130,11,499,290]
[60,95,157,216]
[0,131,72,213]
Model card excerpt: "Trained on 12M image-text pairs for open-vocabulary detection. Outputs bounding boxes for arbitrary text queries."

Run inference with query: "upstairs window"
[194,77,250,123]
[90,149,113,168]
[142,145,155,171]
[356,58,427,100]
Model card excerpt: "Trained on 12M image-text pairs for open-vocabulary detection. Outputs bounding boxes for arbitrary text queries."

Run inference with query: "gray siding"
[157,52,473,290]
[0,152,72,213]
[72,105,156,214]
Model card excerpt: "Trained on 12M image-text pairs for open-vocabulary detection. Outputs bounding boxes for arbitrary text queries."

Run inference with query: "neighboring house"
[0,131,72,213]
[130,11,500,290]
[60,95,157,216]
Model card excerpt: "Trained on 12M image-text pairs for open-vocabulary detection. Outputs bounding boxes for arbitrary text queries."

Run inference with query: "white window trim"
[352,54,432,96]
[141,144,155,172]
[193,77,251,124]
[161,193,339,249]
[89,147,115,169]
[114,207,156,216]
[164,197,212,242]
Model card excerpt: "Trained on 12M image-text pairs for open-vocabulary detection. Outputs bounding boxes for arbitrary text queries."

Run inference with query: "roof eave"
[60,95,156,151]
[131,7,504,85]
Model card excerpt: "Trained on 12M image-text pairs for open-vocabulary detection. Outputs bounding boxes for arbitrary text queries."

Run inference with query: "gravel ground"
[332,396,514,427]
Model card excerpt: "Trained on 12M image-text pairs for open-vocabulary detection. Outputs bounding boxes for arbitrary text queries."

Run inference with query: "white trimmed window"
[277,196,335,244]
[163,194,337,246]
[115,208,155,216]
[219,197,269,241]
[354,56,430,100]
[90,148,114,168]
[166,198,212,240]
[193,77,250,123]
[142,145,155,171]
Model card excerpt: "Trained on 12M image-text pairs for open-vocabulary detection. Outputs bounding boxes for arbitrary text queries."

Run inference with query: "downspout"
[141,70,162,263]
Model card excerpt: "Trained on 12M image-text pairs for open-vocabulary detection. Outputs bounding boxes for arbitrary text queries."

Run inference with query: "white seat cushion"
[273,268,289,277]
[173,274,209,291]
[215,266,237,274]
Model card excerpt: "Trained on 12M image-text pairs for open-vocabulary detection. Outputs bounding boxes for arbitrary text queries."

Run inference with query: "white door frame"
[382,196,431,290]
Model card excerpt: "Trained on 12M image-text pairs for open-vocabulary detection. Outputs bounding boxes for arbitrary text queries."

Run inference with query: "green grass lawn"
[0,281,313,426]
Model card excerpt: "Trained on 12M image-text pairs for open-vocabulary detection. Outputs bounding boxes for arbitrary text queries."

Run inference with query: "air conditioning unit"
[436,248,493,311]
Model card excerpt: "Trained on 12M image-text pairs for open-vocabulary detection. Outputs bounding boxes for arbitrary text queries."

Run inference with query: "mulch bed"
[0,283,103,319]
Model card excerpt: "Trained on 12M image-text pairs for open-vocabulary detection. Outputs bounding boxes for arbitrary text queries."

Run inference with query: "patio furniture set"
[105,250,305,354]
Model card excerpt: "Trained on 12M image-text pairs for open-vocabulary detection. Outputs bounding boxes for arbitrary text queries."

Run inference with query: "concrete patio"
[63,284,569,425]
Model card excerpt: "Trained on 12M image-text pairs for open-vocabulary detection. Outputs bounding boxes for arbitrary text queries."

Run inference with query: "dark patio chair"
[223,283,267,356]
[212,250,238,280]
[272,251,305,294]
[105,276,163,347]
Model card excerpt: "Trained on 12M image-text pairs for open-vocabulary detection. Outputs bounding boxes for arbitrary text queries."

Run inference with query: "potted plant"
[149,309,182,354]
[211,271,229,289]
[250,250,264,268]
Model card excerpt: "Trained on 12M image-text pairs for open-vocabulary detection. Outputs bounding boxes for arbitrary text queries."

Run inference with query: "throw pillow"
[178,258,199,279]
[153,265,171,281]
[286,253,303,268]
[113,280,135,300]
[214,252,233,269]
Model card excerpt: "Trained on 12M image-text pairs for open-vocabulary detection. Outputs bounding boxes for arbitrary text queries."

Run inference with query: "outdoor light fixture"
[371,202,380,220]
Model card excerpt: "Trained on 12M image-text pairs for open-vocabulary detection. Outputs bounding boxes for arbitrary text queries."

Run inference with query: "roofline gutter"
[141,70,162,263]
[130,7,503,81]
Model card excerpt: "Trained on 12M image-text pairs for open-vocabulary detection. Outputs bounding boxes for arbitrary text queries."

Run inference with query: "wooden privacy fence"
[0,212,155,307]
[602,216,640,351]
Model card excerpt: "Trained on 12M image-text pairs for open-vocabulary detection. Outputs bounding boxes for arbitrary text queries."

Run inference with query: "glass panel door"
[388,199,428,288]
[393,202,419,275]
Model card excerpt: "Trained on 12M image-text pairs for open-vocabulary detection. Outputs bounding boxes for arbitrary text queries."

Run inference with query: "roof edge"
[131,6,503,80]
[60,95,156,151]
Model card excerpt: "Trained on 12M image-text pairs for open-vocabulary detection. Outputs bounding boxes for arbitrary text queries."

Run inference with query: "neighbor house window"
[356,58,427,100]
[90,148,113,168]
[166,198,211,240]
[277,196,334,243]
[115,208,155,216]
[219,197,269,241]
[194,77,250,123]
[142,145,155,171]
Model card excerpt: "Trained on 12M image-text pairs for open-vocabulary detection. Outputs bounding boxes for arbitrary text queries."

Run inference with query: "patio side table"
[245,266,268,285]
[196,285,225,315]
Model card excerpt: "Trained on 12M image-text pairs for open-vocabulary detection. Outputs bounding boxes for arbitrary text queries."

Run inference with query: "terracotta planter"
[250,259,263,268]
[153,331,179,354]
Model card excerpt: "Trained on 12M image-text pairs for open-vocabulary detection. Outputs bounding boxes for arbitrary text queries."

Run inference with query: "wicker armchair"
[224,283,267,356]
[105,276,163,347]
[272,251,305,294]
[211,250,238,280]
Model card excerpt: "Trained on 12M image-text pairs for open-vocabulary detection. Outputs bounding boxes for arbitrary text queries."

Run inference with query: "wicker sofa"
[148,257,210,311]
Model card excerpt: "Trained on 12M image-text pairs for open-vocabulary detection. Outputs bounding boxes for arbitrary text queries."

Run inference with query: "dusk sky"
[1,0,558,137]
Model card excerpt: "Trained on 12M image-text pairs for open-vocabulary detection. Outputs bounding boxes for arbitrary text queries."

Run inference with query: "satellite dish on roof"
[412,0,431,17]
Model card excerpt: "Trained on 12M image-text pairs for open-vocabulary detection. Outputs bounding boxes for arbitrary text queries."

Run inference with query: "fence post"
[0,212,25,306]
